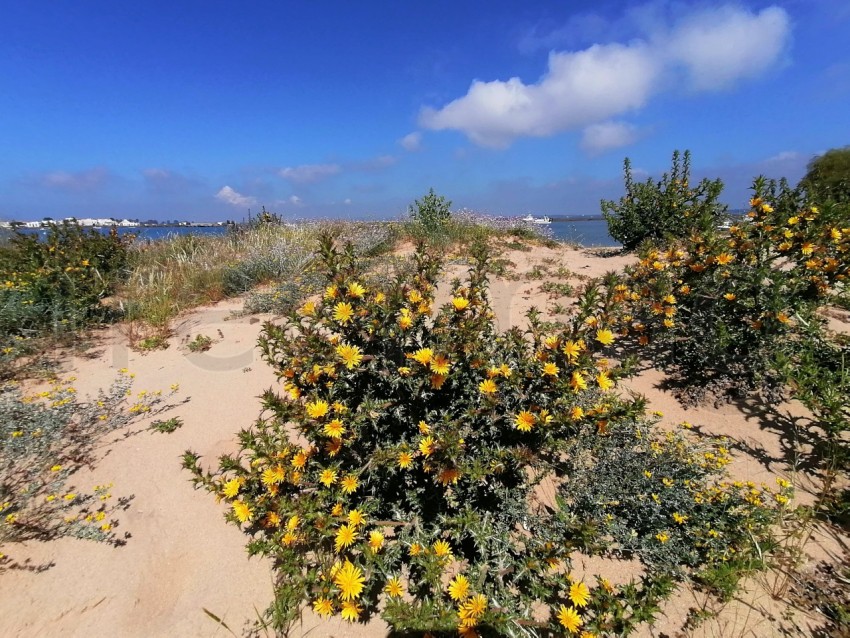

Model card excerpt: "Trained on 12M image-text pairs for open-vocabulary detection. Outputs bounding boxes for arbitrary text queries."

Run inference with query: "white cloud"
[581,121,641,153]
[662,5,790,91]
[765,150,799,163]
[289,195,302,205]
[421,42,657,148]
[354,154,398,170]
[215,186,257,207]
[421,4,790,148]
[399,132,423,151]
[42,167,110,192]
[344,198,352,205]
[279,163,340,183]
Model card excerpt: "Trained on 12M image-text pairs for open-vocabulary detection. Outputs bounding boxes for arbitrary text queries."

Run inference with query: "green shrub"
[184,236,780,636]
[602,151,726,251]
[409,188,452,231]
[0,222,131,338]
[800,145,850,205]
[618,177,849,398]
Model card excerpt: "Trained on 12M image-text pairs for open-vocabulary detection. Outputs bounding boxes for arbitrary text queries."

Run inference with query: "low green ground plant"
[187,334,213,353]
[184,236,781,636]
[1,371,177,565]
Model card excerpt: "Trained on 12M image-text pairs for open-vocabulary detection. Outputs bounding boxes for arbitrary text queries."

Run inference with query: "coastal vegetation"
[0,159,848,635]
[184,236,784,635]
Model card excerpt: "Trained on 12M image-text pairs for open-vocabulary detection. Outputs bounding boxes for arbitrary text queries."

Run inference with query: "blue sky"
[2,1,848,221]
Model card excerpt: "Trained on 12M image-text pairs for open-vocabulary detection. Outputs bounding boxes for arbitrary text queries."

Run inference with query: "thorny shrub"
[185,236,782,637]
[618,177,849,400]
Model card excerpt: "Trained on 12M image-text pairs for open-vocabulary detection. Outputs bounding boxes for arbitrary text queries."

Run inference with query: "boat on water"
[522,214,552,224]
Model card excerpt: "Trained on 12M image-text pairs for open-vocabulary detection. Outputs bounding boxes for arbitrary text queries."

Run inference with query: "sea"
[8,218,618,247]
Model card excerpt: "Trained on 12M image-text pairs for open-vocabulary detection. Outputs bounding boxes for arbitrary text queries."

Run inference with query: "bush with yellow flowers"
[619,176,849,401]
[185,235,781,636]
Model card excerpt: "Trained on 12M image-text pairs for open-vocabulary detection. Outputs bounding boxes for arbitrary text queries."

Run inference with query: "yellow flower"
[312,597,334,617]
[596,371,614,391]
[655,531,669,543]
[570,371,587,392]
[430,354,451,376]
[479,379,497,394]
[334,560,365,601]
[398,311,413,330]
[448,574,470,601]
[331,502,344,516]
[341,474,359,494]
[347,509,365,527]
[724,292,736,301]
[672,512,688,524]
[222,478,242,498]
[409,542,423,556]
[300,300,316,315]
[291,450,308,469]
[569,581,591,608]
[325,285,338,299]
[570,406,584,420]
[320,468,338,487]
[368,530,385,551]
[801,242,815,255]
[515,411,535,432]
[333,302,354,324]
[336,343,364,370]
[407,289,423,303]
[463,594,488,619]
[438,468,460,485]
[418,420,431,434]
[419,436,435,457]
[562,340,581,361]
[340,600,361,622]
[233,501,253,523]
[557,605,583,633]
[262,466,285,486]
[334,524,358,552]
[398,451,413,469]
[347,281,367,298]
[433,539,453,559]
[306,400,330,419]
[51,464,62,472]
[715,253,734,265]
[374,291,386,303]
[324,419,345,439]
[542,362,559,377]
[595,329,615,346]
[411,348,434,365]
[384,576,404,597]
[452,297,470,311]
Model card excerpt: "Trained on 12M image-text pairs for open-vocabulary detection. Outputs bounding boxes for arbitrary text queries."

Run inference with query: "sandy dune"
[1,243,846,637]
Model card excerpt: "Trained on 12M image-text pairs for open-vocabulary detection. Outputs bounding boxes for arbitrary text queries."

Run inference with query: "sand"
[0,243,846,637]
